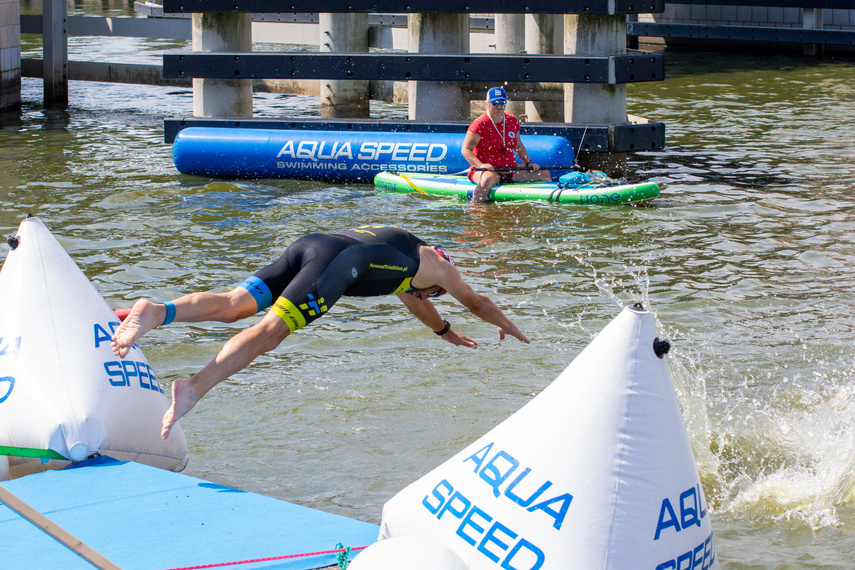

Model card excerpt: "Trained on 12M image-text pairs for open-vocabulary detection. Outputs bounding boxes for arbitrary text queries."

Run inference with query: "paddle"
[461,125,590,175]
[469,164,583,172]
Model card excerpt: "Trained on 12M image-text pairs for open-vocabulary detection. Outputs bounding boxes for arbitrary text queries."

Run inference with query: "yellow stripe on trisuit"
[271,297,309,332]
[391,277,413,295]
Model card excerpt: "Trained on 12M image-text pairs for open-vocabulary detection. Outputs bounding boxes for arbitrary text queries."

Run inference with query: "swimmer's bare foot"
[162,377,197,439]
[111,299,165,358]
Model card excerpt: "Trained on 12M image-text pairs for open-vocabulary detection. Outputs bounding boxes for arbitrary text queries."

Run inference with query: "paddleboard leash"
[398,173,428,194]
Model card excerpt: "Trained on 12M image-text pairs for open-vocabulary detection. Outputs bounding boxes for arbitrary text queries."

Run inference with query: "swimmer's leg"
[161,309,292,439]
[112,288,258,358]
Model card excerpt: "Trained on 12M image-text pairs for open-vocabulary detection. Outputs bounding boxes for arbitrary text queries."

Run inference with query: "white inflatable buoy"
[0,216,188,478]
[379,304,719,570]
[349,536,468,570]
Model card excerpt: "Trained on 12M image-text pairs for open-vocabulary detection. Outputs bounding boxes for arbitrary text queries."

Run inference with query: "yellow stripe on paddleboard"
[399,173,428,194]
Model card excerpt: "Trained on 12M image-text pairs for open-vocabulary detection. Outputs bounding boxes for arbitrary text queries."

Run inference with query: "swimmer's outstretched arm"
[452,289,530,344]
[397,293,477,347]
[418,257,531,345]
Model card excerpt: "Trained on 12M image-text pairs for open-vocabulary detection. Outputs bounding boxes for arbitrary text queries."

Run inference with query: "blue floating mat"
[0,456,379,569]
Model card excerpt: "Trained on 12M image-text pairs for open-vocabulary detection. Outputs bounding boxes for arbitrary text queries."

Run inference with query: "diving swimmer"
[111,225,530,439]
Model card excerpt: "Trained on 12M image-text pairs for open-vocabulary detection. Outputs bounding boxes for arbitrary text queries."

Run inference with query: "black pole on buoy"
[653,337,670,358]
[627,303,670,358]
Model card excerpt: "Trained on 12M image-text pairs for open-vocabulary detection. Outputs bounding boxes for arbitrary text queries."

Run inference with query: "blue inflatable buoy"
[172,128,575,182]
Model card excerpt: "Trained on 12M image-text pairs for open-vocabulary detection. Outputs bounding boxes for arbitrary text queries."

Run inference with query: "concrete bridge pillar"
[408,13,469,121]
[564,14,627,175]
[494,14,526,119]
[525,14,563,122]
[192,12,252,118]
[0,0,21,111]
[803,8,824,57]
[320,13,369,118]
[43,0,67,107]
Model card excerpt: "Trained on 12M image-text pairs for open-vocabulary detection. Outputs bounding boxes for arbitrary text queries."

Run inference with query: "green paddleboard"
[373,171,660,205]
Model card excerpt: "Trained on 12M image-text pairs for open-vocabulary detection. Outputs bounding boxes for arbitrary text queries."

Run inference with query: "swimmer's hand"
[440,328,478,347]
[499,327,531,344]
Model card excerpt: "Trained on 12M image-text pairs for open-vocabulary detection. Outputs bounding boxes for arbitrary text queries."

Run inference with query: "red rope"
[162,545,368,570]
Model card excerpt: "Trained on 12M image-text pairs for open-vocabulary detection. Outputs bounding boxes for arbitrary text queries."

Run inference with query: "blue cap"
[487,86,507,103]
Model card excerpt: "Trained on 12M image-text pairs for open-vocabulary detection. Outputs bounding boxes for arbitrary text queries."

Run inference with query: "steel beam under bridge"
[162,53,664,84]
[627,22,855,45]
[159,0,664,16]
[162,118,665,154]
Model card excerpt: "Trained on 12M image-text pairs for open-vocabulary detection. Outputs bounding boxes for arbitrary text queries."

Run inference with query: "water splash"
[569,249,855,531]
[700,349,855,530]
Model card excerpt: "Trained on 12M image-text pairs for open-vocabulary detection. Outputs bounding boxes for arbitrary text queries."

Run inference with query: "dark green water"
[4,12,855,567]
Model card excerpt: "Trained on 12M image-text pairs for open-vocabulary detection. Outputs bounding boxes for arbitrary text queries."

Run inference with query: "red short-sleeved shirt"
[467,112,521,169]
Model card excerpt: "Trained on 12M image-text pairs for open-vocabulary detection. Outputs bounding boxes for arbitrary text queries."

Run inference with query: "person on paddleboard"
[111,225,530,439]
[462,86,552,203]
